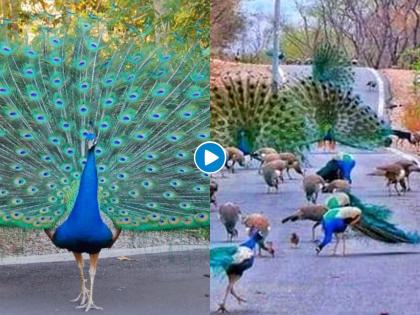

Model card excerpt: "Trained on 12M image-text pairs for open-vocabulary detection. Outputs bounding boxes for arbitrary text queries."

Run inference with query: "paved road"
[0,249,209,315]
[210,150,420,314]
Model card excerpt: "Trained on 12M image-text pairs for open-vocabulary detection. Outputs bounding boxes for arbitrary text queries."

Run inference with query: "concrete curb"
[0,244,208,265]
[367,67,385,118]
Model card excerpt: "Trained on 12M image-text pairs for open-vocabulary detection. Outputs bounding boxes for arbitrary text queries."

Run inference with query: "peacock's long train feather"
[210,245,237,277]
[348,193,420,244]
[0,16,209,231]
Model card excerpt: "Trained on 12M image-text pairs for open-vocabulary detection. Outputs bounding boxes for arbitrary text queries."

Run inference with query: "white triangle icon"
[204,150,219,166]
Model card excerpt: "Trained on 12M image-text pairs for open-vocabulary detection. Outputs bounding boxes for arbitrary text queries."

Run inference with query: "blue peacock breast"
[53,218,113,254]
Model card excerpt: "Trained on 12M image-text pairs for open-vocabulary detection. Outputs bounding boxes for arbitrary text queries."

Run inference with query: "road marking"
[278,65,286,84]
[367,67,385,118]
[0,245,208,265]
[386,147,420,165]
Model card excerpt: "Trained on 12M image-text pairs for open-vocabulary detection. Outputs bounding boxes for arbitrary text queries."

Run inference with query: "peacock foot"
[76,299,103,312]
[71,281,89,305]
[217,303,229,313]
[235,296,247,304]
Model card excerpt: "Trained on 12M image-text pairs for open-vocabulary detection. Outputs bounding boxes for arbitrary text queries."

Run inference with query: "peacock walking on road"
[0,15,209,311]
[316,193,420,255]
[210,229,264,313]
[211,43,390,153]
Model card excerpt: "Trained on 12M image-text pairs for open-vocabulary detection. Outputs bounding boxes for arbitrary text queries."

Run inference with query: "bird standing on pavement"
[0,14,209,311]
[242,213,274,257]
[218,202,241,241]
[282,205,328,240]
[376,163,407,195]
[303,174,325,204]
[290,233,300,248]
[210,229,264,313]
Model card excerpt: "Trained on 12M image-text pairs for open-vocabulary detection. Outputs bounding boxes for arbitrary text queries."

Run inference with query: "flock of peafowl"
[209,43,420,312]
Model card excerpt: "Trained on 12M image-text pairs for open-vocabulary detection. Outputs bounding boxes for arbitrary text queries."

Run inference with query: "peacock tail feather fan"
[210,245,237,277]
[211,69,390,152]
[0,16,210,231]
[347,193,420,244]
[312,43,354,90]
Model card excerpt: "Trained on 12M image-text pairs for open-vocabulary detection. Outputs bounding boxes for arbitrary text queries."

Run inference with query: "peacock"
[316,193,420,255]
[211,43,390,154]
[210,228,264,313]
[0,15,209,311]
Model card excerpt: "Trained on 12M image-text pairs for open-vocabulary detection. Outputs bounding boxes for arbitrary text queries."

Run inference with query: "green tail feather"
[0,15,209,231]
[348,193,420,244]
[210,245,237,277]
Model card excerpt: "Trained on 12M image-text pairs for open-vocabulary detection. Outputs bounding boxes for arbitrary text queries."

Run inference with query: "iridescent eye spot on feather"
[195,213,209,223]
[49,136,61,145]
[11,164,23,171]
[87,41,99,51]
[24,48,37,58]
[148,213,160,222]
[133,132,147,141]
[186,86,204,100]
[79,82,89,92]
[39,207,49,214]
[99,177,107,184]
[47,182,57,190]
[145,165,157,173]
[190,72,206,82]
[117,173,128,180]
[78,104,89,115]
[98,165,107,172]
[119,210,129,216]
[48,196,57,203]
[61,122,71,131]
[0,85,11,96]
[111,138,123,147]
[193,185,205,193]
[129,190,139,198]
[65,147,74,156]
[179,202,191,209]
[117,156,129,164]
[11,211,23,220]
[144,152,157,160]
[95,147,104,156]
[0,189,9,197]
[40,170,51,178]
[16,148,29,156]
[72,172,80,179]
[170,180,181,188]
[197,132,209,140]
[142,180,152,189]
[128,53,143,64]
[6,109,19,120]
[49,37,62,47]
[49,55,62,66]
[11,198,23,206]
[42,155,53,163]
[175,151,188,159]
[111,197,119,204]
[61,164,72,172]
[110,184,119,191]
[0,43,13,56]
[163,191,175,199]
[14,177,26,186]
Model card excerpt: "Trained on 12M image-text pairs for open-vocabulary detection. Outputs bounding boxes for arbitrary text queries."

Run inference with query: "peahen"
[211,43,390,154]
[0,15,209,311]
[316,193,420,255]
[210,229,264,313]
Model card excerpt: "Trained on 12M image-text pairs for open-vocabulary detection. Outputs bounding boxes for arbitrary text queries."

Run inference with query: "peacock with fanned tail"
[0,16,209,311]
[211,43,390,154]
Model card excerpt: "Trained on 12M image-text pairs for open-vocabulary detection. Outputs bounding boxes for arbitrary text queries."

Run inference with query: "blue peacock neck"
[240,233,260,250]
[66,147,102,223]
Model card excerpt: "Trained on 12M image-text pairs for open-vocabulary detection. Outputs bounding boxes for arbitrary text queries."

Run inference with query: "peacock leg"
[78,252,103,311]
[229,274,246,304]
[71,252,89,305]
[312,221,320,241]
[332,234,340,256]
[342,234,346,256]
[286,168,293,180]
[217,282,233,313]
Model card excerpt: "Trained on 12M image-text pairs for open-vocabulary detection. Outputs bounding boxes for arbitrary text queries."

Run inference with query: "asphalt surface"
[0,249,209,315]
[210,150,420,315]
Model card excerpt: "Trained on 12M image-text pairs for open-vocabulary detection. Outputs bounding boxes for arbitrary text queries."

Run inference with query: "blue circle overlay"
[194,141,226,174]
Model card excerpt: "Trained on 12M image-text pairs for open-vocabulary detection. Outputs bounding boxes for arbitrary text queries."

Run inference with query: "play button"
[194,141,226,173]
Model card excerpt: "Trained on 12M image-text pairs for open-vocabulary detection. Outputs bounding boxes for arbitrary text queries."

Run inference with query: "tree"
[211,0,244,55]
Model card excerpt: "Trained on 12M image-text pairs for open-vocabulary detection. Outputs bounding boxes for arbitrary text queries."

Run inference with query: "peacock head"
[86,132,97,150]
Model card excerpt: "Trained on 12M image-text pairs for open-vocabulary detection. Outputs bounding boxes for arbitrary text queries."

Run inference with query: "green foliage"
[0,0,209,47]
